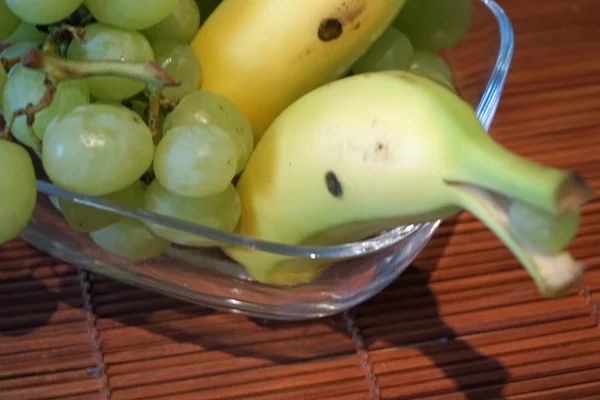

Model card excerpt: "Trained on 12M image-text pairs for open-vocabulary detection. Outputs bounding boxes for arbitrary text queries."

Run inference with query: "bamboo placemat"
[2,0,600,399]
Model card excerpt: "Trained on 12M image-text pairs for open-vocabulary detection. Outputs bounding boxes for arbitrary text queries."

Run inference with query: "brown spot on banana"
[318,19,343,41]
[318,0,367,42]
[336,0,367,24]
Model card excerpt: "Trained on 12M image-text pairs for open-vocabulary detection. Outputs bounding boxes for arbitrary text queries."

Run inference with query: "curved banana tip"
[450,182,588,298]
[535,253,585,298]
[557,171,596,215]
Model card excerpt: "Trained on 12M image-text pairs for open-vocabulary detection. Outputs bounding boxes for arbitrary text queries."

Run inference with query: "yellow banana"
[190,0,408,143]
[222,70,593,297]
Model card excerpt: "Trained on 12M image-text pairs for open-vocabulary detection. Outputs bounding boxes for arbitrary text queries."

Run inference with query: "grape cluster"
[350,0,472,88]
[0,0,249,260]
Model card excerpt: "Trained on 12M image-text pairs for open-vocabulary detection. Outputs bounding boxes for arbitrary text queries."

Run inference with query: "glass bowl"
[20,0,514,320]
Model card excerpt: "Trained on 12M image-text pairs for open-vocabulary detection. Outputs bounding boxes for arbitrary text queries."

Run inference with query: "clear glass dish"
[21,0,514,320]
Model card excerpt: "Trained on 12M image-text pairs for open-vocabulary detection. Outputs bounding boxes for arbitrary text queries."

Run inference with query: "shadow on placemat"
[0,217,509,399]
[250,217,510,399]
[0,274,60,337]
[249,269,511,400]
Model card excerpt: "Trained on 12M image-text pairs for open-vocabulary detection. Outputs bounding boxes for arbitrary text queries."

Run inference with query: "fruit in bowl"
[0,0,594,316]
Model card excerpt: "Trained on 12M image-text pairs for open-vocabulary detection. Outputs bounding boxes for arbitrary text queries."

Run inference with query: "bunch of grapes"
[0,0,244,260]
[351,0,473,88]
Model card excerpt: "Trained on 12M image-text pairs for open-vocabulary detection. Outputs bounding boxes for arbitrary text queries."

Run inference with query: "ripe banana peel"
[222,71,594,296]
[190,0,408,143]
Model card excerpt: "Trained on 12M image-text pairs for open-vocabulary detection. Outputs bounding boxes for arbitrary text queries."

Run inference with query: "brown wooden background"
[2,0,600,399]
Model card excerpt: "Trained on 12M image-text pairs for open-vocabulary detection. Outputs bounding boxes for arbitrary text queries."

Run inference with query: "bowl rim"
[35,0,515,260]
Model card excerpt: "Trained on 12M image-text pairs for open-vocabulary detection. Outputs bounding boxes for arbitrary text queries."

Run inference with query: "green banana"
[222,70,594,296]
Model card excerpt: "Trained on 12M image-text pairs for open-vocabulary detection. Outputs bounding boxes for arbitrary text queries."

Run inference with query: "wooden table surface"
[2,0,600,399]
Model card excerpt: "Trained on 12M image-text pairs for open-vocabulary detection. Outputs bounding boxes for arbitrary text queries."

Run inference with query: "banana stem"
[453,136,594,216]
[21,48,181,88]
[451,183,585,297]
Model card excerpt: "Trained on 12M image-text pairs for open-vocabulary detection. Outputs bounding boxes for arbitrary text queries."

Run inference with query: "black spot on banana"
[318,19,343,42]
[190,0,409,142]
[325,171,343,198]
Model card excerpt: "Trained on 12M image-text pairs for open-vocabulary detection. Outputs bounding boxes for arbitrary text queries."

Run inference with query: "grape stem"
[2,48,180,149]
[0,76,54,152]
[21,48,181,88]
[1,56,21,73]
[42,24,86,54]
[160,98,180,112]
[146,86,162,136]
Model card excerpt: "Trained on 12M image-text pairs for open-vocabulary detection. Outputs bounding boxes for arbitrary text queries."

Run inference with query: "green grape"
[3,22,47,44]
[84,0,180,30]
[154,123,237,198]
[2,64,90,148]
[59,181,145,232]
[164,91,253,174]
[0,67,6,108]
[91,218,171,260]
[196,0,221,25]
[508,200,581,254]
[0,0,20,41]
[393,0,472,51]
[151,40,202,101]
[143,0,201,44]
[67,23,155,101]
[408,49,454,88]
[88,180,171,260]
[144,180,241,247]
[5,0,83,25]
[351,27,414,74]
[0,41,39,62]
[0,140,37,245]
[42,104,155,196]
